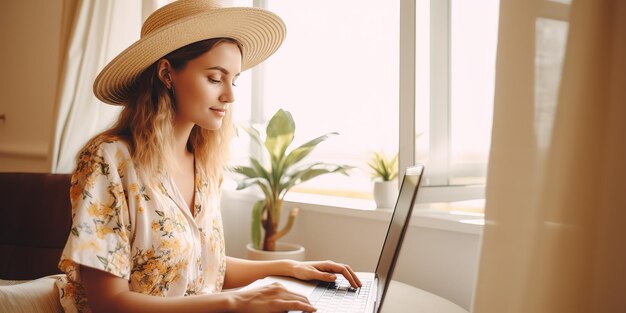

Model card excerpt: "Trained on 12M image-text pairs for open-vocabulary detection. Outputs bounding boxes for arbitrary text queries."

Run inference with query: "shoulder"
[74,135,134,179]
[71,135,134,203]
[80,135,131,159]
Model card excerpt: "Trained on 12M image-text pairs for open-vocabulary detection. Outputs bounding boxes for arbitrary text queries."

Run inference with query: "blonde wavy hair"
[83,38,240,182]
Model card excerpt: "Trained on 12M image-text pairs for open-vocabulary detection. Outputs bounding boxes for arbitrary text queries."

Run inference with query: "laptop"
[241,165,425,313]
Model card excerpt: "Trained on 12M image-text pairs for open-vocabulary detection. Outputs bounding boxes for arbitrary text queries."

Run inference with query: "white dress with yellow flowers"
[56,136,226,313]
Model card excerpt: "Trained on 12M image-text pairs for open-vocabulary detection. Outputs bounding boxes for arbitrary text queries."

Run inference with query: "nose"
[219,84,235,104]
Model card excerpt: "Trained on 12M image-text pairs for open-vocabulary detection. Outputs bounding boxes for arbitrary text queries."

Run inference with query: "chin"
[196,121,223,131]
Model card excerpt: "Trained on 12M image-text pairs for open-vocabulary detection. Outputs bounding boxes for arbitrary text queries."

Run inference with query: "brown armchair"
[0,172,72,280]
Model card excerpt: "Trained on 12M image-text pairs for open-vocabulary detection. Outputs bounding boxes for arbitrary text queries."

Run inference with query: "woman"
[56,1,360,312]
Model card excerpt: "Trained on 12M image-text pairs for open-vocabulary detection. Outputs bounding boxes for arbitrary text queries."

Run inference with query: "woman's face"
[170,42,241,130]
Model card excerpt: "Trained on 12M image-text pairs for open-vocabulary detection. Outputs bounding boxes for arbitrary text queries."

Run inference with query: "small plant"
[233,109,352,251]
[368,152,398,182]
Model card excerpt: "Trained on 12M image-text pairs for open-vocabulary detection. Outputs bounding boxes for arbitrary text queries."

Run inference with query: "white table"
[381,280,469,313]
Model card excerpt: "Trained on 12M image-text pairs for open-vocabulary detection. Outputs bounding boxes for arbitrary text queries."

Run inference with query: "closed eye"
[209,77,238,88]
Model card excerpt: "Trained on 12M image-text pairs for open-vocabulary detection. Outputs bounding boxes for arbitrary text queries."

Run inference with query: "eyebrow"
[205,66,240,77]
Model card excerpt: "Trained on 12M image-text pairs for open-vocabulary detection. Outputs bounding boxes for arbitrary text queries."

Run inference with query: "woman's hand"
[290,260,362,288]
[231,282,316,312]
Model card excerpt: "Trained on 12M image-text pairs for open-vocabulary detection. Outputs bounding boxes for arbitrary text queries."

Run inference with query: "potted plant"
[368,151,399,209]
[233,109,351,258]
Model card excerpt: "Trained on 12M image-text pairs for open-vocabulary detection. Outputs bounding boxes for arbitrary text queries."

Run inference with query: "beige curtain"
[50,0,170,173]
[473,0,626,312]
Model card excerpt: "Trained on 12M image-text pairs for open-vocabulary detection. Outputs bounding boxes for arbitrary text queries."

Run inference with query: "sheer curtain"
[473,0,626,312]
[50,0,170,173]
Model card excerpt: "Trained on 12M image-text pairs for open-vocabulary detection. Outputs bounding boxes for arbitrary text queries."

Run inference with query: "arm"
[223,257,362,290]
[82,265,234,313]
[81,265,316,313]
[223,257,296,288]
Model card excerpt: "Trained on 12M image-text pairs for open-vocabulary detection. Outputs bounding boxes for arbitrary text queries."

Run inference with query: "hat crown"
[141,0,231,38]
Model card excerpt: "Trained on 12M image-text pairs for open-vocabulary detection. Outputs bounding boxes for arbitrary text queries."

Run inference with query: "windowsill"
[222,187,484,235]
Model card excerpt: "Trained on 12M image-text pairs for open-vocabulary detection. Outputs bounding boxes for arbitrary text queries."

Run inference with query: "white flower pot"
[373,180,399,209]
[246,242,306,261]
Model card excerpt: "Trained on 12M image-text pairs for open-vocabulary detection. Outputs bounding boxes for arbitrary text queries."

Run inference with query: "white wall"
[221,189,482,310]
[0,1,65,172]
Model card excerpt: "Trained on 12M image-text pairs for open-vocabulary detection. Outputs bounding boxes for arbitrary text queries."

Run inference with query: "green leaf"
[280,164,353,197]
[279,162,321,193]
[368,152,398,181]
[236,177,270,194]
[232,165,259,179]
[233,162,272,198]
[283,132,338,168]
[299,165,352,182]
[250,158,273,187]
[251,200,264,249]
[265,109,295,163]
[389,154,399,180]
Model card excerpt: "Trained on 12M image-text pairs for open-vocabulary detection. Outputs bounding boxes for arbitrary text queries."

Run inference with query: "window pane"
[449,0,499,185]
[258,0,400,197]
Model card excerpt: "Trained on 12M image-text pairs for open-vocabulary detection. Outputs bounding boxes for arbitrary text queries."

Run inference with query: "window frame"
[400,0,486,202]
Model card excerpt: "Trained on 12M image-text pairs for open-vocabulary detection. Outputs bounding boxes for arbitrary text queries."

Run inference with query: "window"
[231,0,503,203]
[410,0,500,189]
[231,0,400,199]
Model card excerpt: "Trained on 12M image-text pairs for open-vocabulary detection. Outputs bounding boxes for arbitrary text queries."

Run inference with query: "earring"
[162,70,176,100]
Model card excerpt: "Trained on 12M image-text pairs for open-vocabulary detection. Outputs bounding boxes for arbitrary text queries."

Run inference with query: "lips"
[210,107,226,116]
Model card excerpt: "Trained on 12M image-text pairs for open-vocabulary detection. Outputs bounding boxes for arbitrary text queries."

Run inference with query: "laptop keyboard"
[306,277,373,313]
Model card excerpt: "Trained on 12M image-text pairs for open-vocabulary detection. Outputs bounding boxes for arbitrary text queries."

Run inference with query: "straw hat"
[93,0,286,105]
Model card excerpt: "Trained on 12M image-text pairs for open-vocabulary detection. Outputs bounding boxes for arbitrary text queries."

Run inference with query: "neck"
[172,118,195,160]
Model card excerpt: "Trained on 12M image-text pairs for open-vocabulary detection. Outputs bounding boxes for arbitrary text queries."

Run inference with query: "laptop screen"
[374,165,424,311]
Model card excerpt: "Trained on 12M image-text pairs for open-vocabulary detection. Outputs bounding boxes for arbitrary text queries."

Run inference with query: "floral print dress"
[56,136,226,313]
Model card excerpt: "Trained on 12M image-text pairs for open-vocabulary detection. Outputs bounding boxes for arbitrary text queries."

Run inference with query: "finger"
[314,261,360,287]
[274,299,317,312]
[306,267,337,283]
[328,263,360,288]
[283,290,311,304]
[316,260,342,275]
[336,265,359,288]
[263,282,285,293]
[344,265,362,287]
[269,283,311,303]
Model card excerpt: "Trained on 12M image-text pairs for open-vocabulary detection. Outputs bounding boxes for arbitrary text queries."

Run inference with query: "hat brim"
[93,7,285,105]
